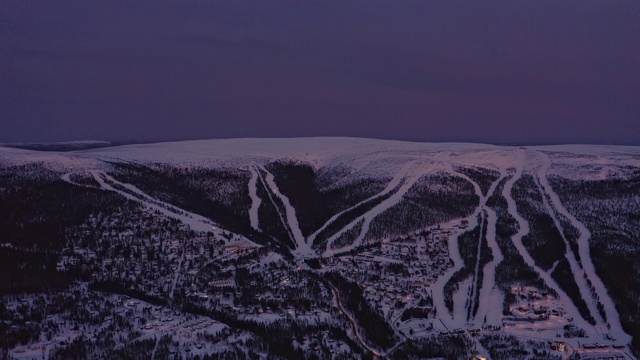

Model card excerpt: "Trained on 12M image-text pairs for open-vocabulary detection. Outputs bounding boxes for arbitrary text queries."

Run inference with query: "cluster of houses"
[54,207,263,302]
[324,224,456,318]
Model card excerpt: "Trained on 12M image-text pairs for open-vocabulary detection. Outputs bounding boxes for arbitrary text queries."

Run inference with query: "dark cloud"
[1,0,639,145]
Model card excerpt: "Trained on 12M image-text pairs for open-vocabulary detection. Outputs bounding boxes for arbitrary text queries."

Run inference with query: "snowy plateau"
[1,137,639,360]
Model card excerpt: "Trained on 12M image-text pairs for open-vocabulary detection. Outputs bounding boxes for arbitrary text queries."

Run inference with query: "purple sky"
[2,0,639,145]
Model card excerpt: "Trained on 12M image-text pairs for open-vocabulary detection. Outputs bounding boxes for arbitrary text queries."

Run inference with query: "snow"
[3,138,638,182]
[78,138,503,180]
[306,160,411,245]
[0,146,104,171]
[476,206,504,327]
[324,153,452,255]
[2,137,639,356]
[534,153,604,322]
[323,160,424,253]
[90,171,216,233]
[535,152,631,344]
[247,164,262,231]
[502,149,596,336]
[257,164,313,257]
[61,170,260,251]
[430,163,507,329]
[430,216,479,330]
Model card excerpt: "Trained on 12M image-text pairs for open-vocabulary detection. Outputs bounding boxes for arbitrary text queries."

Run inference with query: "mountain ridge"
[1,137,639,358]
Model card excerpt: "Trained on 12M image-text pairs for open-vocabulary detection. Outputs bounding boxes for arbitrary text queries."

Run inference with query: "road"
[324,279,410,359]
[324,281,385,357]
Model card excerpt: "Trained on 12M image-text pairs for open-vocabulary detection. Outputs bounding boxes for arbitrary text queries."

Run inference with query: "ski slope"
[323,156,446,256]
[535,151,631,344]
[3,137,637,354]
[503,150,597,335]
[256,164,314,257]
[247,164,262,231]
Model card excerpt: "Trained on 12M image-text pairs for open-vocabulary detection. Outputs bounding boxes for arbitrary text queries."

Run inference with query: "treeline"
[512,175,566,271]
[0,247,83,296]
[471,212,494,320]
[265,161,335,237]
[330,219,364,250]
[0,165,136,295]
[110,162,293,259]
[400,307,433,321]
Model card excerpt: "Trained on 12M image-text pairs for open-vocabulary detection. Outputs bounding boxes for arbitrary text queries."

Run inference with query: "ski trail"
[503,150,594,334]
[431,214,481,329]
[254,167,298,248]
[247,165,262,231]
[61,171,101,188]
[467,210,486,321]
[536,151,631,343]
[471,335,492,360]
[323,151,453,255]
[87,171,215,233]
[61,172,78,185]
[531,154,602,325]
[71,171,260,248]
[472,171,506,326]
[430,164,487,327]
[257,165,313,257]
[323,161,438,255]
[476,205,503,327]
[446,167,505,326]
[307,160,416,245]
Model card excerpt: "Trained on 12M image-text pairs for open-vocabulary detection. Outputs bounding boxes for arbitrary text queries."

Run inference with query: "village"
[5,284,257,359]
[2,203,634,359]
[323,222,456,322]
[4,205,353,359]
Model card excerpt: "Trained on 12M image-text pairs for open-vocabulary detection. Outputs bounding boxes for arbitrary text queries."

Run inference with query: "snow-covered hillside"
[1,137,639,359]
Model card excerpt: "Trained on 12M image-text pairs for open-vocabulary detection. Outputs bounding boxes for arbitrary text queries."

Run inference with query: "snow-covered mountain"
[1,138,639,359]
